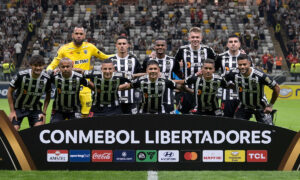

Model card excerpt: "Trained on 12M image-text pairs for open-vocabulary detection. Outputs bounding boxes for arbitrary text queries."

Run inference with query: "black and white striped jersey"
[51,71,89,112]
[216,50,241,100]
[84,71,130,107]
[9,69,51,110]
[225,68,277,109]
[142,55,181,105]
[110,54,141,103]
[142,55,181,79]
[175,44,216,78]
[131,76,177,113]
[185,74,227,112]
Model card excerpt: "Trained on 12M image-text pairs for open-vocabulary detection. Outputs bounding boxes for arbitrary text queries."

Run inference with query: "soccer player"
[142,38,182,113]
[50,58,94,123]
[46,26,111,117]
[109,36,142,114]
[215,34,242,117]
[175,27,217,113]
[183,59,227,116]
[119,60,184,114]
[83,59,131,116]
[8,55,51,131]
[225,54,280,125]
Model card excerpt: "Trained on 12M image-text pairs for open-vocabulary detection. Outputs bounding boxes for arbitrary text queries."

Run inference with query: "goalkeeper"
[47,26,112,117]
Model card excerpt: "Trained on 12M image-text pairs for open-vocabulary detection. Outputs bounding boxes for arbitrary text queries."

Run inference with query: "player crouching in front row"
[119,60,191,114]
[83,59,131,116]
[225,54,280,125]
[49,58,94,123]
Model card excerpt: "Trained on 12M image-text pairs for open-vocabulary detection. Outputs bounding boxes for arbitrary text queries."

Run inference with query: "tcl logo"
[92,150,113,162]
[247,150,267,162]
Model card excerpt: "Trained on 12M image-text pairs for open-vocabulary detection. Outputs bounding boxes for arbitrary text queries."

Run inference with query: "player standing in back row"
[175,27,217,113]
[215,34,243,117]
[109,36,142,114]
[46,26,112,117]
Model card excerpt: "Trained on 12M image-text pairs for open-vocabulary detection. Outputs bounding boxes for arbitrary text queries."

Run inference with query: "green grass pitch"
[0,99,299,179]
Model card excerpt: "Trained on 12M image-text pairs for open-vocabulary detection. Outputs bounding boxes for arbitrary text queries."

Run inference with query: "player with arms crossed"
[50,58,94,123]
[225,54,280,125]
[8,55,51,130]
[47,26,111,117]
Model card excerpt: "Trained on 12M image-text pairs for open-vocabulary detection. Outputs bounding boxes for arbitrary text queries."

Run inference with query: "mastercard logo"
[184,152,198,160]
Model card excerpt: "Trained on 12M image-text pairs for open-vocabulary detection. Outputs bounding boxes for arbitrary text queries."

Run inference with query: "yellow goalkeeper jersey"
[47,42,111,71]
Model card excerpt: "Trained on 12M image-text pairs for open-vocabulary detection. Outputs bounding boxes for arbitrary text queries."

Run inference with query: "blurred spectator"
[2,60,13,81]
[262,52,269,70]
[275,54,283,72]
[267,53,274,73]
[14,41,22,68]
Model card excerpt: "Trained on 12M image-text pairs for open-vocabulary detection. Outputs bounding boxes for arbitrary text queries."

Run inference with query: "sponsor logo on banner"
[92,150,113,162]
[136,150,157,162]
[69,150,90,162]
[158,150,179,162]
[279,86,293,98]
[202,150,223,162]
[181,151,201,162]
[47,150,68,162]
[247,150,268,162]
[114,150,135,162]
[225,150,245,162]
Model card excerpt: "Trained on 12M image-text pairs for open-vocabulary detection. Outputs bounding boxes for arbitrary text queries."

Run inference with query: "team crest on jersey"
[128,60,132,64]
[84,50,87,54]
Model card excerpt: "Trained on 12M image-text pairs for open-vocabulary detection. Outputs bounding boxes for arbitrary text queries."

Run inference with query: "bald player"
[47,26,112,117]
[50,58,94,123]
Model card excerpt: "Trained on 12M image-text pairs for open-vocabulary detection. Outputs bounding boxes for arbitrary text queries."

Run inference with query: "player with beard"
[215,35,243,118]
[47,26,112,117]
[225,54,280,125]
[178,59,228,116]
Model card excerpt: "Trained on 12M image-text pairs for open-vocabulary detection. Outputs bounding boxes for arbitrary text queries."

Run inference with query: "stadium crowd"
[2,0,279,76]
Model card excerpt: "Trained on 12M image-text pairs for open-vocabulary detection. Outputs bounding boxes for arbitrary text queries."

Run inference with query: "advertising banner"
[0,112,298,170]
[264,85,300,100]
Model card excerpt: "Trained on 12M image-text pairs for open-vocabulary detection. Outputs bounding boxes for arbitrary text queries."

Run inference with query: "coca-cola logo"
[93,153,111,159]
[92,150,113,162]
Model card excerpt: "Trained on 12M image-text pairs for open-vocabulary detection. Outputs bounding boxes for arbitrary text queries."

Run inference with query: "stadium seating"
[0,1,279,77]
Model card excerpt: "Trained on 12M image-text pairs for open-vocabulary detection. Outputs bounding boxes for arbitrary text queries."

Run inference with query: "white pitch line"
[147,170,158,180]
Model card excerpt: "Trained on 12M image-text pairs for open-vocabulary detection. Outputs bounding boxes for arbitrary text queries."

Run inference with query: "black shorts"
[50,111,80,123]
[194,109,223,116]
[177,92,195,114]
[221,99,240,118]
[234,107,273,125]
[90,105,122,116]
[12,109,43,127]
[163,103,175,114]
[120,103,138,114]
